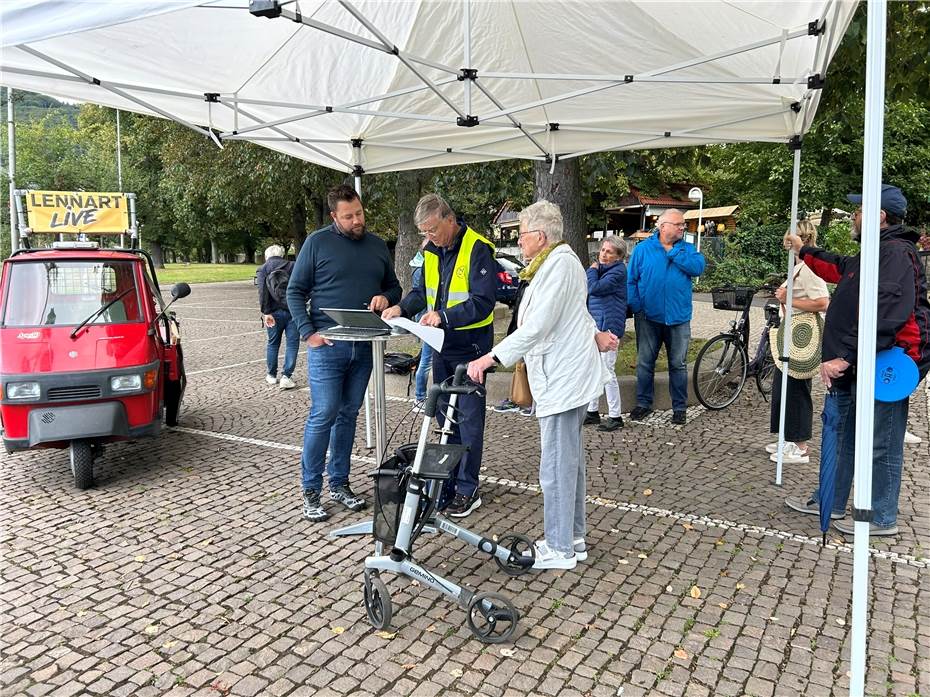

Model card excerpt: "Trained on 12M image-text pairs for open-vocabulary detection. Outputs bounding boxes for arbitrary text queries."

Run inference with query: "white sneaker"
[765,442,779,454]
[531,540,576,570]
[769,442,810,464]
[411,400,426,414]
[529,538,587,562]
[279,375,296,390]
[904,430,922,444]
[265,374,278,385]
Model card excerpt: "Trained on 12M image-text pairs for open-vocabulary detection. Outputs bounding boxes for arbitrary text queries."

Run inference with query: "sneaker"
[904,430,922,444]
[769,442,809,464]
[330,484,367,512]
[597,416,624,432]
[573,538,588,562]
[279,375,296,390]
[765,442,779,454]
[671,410,687,425]
[412,399,426,413]
[785,495,844,520]
[446,492,481,518]
[531,540,576,570]
[519,407,534,417]
[265,374,278,385]
[833,519,898,537]
[302,489,329,522]
[629,406,652,421]
[583,410,601,426]
[493,399,521,413]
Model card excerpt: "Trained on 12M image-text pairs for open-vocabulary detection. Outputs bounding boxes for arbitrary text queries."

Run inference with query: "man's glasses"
[519,229,544,237]
[660,221,687,229]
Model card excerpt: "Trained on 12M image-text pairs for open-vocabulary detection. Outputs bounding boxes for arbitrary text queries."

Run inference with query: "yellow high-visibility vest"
[423,226,495,330]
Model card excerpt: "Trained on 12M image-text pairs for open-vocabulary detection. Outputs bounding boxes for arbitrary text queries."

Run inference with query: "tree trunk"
[210,238,218,264]
[291,201,307,255]
[819,205,833,232]
[394,168,433,294]
[150,241,165,269]
[534,159,588,265]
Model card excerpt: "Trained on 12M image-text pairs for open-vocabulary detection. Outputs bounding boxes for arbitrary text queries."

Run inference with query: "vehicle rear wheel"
[164,346,186,427]
[69,441,94,490]
[692,334,748,410]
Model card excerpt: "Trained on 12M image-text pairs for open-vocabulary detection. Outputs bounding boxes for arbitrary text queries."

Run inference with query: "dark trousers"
[432,352,487,501]
[769,366,813,442]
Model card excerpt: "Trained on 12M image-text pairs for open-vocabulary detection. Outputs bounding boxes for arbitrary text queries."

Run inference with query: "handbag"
[771,311,823,380]
[509,360,533,407]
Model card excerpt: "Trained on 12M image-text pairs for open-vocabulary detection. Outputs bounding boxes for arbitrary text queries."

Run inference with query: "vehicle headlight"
[110,374,142,392]
[6,382,41,400]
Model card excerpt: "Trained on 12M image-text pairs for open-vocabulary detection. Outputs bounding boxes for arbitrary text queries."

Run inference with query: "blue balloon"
[874,346,919,402]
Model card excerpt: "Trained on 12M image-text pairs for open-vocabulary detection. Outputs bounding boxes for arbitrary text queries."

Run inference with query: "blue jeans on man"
[415,342,433,403]
[634,314,690,411]
[266,309,300,378]
[300,340,372,492]
[817,388,908,527]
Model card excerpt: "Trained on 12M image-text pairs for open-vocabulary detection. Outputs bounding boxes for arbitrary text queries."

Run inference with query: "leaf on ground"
[500,648,517,657]
[617,559,629,565]
[718,603,728,609]
[376,630,396,639]
[401,663,417,670]
[331,626,345,635]
[411,580,420,587]
[768,616,779,622]
[674,648,688,660]
[449,668,464,678]
[637,553,648,559]
[715,539,725,546]
[162,640,177,649]
[426,625,436,632]
[144,624,159,635]
[643,488,653,496]
[682,523,694,531]
[134,555,146,562]
[689,586,702,599]
[735,582,746,590]
[76,610,87,618]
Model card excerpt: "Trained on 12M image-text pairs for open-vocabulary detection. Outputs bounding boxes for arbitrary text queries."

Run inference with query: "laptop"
[320,308,393,340]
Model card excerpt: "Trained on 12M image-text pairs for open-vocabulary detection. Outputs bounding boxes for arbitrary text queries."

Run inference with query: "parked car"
[494,252,524,308]
[0,242,190,489]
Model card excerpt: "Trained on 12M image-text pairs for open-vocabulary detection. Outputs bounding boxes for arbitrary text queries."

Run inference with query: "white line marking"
[175,305,259,311]
[177,317,259,324]
[171,425,927,569]
[187,358,266,375]
[187,330,265,343]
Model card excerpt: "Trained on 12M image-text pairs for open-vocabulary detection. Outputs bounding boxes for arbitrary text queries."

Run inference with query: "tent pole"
[6,87,18,253]
[775,144,801,486]
[463,0,471,115]
[117,109,124,248]
[850,1,887,694]
[353,140,372,450]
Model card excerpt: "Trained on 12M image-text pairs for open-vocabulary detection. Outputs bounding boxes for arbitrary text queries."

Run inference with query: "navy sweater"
[286,224,402,340]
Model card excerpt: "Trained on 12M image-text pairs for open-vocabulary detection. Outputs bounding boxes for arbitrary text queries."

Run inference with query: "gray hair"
[601,235,628,261]
[657,208,684,225]
[414,193,455,226]
[518,200,563,242]
[265,244,285,259]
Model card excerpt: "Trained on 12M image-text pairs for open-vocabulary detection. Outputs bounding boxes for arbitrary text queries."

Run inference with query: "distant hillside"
[0,91,79,125]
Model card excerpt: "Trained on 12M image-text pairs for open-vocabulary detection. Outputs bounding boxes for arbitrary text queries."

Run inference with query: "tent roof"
[684,205,740,219]
[0,0,858,174]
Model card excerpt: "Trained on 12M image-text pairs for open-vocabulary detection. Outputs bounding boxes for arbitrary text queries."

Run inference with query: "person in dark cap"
[782,183,930,537]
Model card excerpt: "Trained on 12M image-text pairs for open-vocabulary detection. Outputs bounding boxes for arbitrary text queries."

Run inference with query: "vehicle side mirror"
[171,283,191,300]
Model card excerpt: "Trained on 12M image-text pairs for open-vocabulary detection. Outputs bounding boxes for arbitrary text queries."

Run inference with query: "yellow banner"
[26,190,130,234]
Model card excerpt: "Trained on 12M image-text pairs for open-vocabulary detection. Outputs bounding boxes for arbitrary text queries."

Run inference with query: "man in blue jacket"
[382,193,496,517]
[627,209,705,424]
[286,185,402,523]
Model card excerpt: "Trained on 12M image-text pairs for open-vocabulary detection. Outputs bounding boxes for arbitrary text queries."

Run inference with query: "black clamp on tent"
[351,138,363,149]
[458,68,478,81]
[548,123,560,131]
[457,115,479,127]
[249,0,282,18]
[788,135,803,151]
[807,73,825,90]
[808,19,826,36]
[790,101,802,113]
[204,93,220,103]
[353,164,365,177]
[852,507,874,523]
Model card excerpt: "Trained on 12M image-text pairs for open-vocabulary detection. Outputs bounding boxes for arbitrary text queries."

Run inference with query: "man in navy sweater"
[382,193,496,517]
[286,185,402,522]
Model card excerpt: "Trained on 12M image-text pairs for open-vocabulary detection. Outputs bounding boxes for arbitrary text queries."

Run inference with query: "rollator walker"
[364,365,533,643]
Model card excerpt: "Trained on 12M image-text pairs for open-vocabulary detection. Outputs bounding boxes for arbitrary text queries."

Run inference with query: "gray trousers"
[538,404,587,554]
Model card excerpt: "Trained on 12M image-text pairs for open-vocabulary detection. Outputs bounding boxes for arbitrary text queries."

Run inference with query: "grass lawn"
[389,331,706,377]
[156,263,258,284]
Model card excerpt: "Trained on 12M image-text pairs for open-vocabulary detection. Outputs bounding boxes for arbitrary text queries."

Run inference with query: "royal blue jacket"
[586,260,627,337]
[627,231,705,326]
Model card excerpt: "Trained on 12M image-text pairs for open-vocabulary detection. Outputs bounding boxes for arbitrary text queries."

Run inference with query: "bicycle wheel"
[692,334,748,409]
[754,336,776,398]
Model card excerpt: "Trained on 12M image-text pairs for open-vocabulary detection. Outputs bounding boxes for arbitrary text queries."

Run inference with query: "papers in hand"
[385,316,444,352]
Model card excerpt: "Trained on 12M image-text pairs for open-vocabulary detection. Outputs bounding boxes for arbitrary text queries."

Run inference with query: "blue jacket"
[627,231,705,326]
[586,260,627,336]
[399,221,496,360]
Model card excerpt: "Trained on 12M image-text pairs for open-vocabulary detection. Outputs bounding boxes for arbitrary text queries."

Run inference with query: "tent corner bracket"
[808,19,826,36]
[458,68,478,81]
[851,507,873,523]
[457,115,479,127]
[788,135,802,151]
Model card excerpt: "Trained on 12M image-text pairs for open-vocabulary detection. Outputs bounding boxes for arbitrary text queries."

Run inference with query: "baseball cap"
[846,183,907,217]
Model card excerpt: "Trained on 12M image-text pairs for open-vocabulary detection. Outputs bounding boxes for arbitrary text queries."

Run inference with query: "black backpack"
[265,262,292,303]
[383,352,419,374]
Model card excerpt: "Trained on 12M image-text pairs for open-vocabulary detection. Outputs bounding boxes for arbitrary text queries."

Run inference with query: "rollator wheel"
[466,592,518,644]
[494,533,535,577]
[363,572,392,630]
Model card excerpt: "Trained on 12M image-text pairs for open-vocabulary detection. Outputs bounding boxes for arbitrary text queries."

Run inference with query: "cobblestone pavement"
[2,282,927,697]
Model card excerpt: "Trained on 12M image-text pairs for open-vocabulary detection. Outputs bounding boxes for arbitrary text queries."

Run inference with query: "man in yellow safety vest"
[383,193,497,517]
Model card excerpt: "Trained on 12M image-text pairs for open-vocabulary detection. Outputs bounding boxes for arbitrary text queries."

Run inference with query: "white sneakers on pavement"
[279,375,296,390]
[265,374,278,385]
[768,442,810,464]
[904,430,922,444]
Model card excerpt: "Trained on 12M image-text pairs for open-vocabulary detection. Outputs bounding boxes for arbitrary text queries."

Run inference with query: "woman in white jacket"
[468,200,618,570]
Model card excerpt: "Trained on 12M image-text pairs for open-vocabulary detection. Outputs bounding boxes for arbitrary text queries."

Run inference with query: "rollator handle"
[454,363,469,385]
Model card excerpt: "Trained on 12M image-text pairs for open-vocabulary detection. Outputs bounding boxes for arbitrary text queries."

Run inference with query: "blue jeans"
[826,388,909,527]
[266,309,299,378]
[300,341,373,492]
[415,343,433,402]
[634,315,690,411]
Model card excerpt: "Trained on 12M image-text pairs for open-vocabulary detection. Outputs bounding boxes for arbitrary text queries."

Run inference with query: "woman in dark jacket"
[585,236,628,431]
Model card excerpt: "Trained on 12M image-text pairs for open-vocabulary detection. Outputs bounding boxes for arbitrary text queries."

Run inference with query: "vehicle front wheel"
[70,441,94,490]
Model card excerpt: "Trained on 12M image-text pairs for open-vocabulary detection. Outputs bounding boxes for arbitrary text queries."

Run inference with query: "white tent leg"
[6,87,17,253]
[775,146,801,485]
[353,149,372,450]
[849,1,887,694]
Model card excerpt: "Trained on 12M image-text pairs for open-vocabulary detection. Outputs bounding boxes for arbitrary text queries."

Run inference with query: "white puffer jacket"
[493,245,611,418]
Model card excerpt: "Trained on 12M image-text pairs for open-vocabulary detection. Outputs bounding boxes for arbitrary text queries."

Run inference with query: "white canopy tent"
[2,2,892,695]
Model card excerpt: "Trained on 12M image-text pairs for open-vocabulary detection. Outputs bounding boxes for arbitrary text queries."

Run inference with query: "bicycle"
[692,285,781,410]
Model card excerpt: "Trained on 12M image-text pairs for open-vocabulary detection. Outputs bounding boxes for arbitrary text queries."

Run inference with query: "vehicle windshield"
[2,260,142,327]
